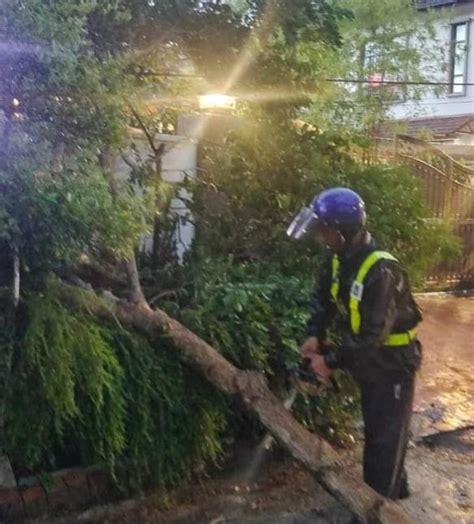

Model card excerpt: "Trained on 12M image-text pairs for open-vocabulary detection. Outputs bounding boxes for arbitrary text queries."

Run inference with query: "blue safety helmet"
[287,188,366,240]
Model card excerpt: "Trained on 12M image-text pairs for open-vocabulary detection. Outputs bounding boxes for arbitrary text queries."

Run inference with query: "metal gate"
[396,134,474,289]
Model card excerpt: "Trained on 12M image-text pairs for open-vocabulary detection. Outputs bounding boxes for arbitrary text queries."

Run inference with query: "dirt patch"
[26,459,350,524]
[25,434,473,524]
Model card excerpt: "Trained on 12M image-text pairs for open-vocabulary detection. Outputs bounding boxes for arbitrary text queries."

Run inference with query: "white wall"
[160,135,198,262]
[114,113,243,262]
[391,1,474,119]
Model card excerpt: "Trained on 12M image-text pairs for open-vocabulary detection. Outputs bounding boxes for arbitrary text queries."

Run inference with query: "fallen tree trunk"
[57,280,412,524]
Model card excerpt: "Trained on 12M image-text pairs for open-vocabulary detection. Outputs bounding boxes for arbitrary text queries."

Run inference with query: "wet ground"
[412,295,474,438]
[27,295,473,524]
[402,428,473,524]
[400,294,474,524]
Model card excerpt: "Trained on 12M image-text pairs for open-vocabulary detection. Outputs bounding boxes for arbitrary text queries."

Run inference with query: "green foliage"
[4,290,225,489]
[6,293,125,467]
[173,260,312,372]
[294,371,359,446]
[306,0,446,131]
[193,124,458,284]
[0,1,131,152]
[0,0,155,271]
[161,259,359,445]
[111,329,225,489]
[0,163,150,272]
[159,0,346,94]
[0,0,346,274]
[192,126,349,270]
[0,0,358,489]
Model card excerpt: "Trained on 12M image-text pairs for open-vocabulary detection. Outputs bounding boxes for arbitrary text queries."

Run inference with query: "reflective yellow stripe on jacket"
[330,256,345,314]
[331,251,417,347]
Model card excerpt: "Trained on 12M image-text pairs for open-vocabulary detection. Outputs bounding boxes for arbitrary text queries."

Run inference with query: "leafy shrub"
[0,163,150,273]
[6,293,125,468]
[161,259,360,446]
[192,125,459,284]
[4,289,225,490]
[173,260,311,373]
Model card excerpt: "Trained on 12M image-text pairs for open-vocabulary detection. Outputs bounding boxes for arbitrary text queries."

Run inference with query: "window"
[365,42,380,70]
[449,22,469,95]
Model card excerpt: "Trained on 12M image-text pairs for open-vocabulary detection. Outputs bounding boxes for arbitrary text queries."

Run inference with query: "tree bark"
[0,243,20,487]
[98,145,147,305]
[123,255,147,304]
[56,281,412,524]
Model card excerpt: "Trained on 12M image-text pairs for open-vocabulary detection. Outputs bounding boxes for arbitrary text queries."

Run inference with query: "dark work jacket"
[306,234,422,383]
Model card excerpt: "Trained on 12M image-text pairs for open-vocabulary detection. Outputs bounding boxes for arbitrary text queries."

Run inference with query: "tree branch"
[11,243,19,310]
[123,255,147,305]
[127,102,165,160]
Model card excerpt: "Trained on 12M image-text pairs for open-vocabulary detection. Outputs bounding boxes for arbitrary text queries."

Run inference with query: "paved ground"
[412,295,474,437]
[401,295,474,524]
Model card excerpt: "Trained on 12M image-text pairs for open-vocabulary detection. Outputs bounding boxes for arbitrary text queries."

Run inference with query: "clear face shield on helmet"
[286,206,320,240]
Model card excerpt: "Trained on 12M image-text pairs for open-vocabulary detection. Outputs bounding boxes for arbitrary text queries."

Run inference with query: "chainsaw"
[259,356,337,451]
[288,357,336,397]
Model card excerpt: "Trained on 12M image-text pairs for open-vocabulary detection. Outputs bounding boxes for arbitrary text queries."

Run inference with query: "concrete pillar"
[115,113,243,263]
[160,134,198,263]
[114,129,198,263]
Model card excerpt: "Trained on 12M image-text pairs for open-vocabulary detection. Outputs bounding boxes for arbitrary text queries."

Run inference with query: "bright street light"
[198,93,237,110]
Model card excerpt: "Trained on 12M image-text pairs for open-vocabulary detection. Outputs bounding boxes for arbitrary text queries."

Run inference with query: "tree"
[192,118,458,283]
[0,0,140,474]
[0,0,382,511]
[305,0,446,133]
[0,0,348,399]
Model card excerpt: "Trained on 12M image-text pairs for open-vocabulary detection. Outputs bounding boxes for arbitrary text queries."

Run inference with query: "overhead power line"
[311,99,474,106]
[324,78,474,87]
[145,70,474,88]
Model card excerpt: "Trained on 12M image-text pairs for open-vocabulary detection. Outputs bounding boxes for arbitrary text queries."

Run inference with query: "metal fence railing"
[395,134,474,289]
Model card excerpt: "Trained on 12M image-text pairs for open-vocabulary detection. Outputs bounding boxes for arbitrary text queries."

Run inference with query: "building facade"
[391,0,474,144]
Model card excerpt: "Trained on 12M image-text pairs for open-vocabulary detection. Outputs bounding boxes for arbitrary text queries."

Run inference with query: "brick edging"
[0,467,113,521]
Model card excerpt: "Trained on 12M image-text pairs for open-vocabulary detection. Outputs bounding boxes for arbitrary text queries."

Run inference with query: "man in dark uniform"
[287,187,422,503]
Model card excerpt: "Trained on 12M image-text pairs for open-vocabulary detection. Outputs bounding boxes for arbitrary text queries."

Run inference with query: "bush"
[4,289,225,490]
[4,267,357,491]
[0,163,150,274]
[161,259,360,446]
[191,125,459,284]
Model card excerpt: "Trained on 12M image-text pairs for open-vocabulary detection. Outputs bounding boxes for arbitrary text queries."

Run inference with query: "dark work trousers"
[359,371,415,500]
